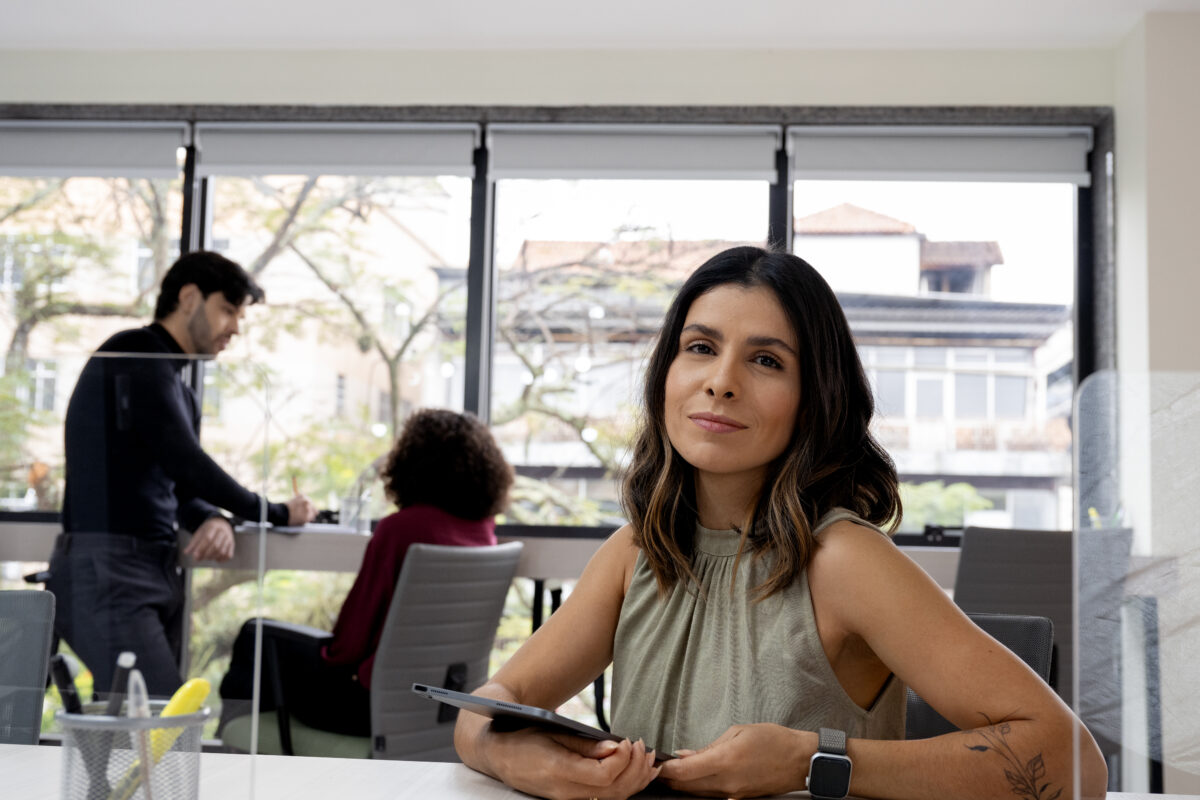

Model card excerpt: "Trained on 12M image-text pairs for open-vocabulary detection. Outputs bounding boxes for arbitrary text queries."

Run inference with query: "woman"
[219,408,513,737]
[454,247,1106,800]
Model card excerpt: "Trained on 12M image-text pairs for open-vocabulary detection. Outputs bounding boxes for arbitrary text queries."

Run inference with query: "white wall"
[794,234,922,296]
[0,48,1114,106]
[1113,12,1200,793]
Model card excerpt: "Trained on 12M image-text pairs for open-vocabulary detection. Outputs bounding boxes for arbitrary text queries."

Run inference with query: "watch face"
[809,754,852,799]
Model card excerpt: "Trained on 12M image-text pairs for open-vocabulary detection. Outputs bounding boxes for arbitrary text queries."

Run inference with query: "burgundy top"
[321,504,497,688]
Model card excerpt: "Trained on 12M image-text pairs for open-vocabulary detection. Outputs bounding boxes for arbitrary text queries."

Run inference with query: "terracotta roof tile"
[794,203,917,235]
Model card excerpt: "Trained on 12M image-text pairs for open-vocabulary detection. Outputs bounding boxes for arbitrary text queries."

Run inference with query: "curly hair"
[381,408,513,520]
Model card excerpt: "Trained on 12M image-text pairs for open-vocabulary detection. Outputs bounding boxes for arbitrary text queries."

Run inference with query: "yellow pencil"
[107,679,211,800]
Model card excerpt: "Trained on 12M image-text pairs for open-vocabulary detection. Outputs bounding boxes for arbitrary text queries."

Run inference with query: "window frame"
[0,104,1114,544]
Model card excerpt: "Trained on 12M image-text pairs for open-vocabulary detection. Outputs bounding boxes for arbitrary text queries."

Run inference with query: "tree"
[898,480,994,532]
[0,178,176,500]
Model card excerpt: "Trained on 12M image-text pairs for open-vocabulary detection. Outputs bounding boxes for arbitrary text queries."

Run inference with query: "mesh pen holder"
[58,701,210,800]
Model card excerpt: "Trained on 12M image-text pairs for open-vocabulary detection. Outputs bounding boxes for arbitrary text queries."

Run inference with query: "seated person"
[453,247,1108,800]
[219,408,513,737]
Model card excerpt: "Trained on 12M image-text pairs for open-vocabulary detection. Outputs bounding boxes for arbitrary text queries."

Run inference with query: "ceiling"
[5,0,1200,51]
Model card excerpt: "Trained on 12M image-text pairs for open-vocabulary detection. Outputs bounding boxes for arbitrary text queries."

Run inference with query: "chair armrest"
[255,618,333,646]
[251,620,331,757]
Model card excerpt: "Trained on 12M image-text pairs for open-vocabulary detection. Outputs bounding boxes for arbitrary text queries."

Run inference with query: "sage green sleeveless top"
[610,508,906,753]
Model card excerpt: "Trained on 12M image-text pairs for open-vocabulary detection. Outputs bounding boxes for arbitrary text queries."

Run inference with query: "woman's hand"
[484,727,661,800]
[657,723,815,799]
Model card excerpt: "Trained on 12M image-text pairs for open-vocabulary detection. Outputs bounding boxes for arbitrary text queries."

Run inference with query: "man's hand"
[285,494,318,526]
[183,515,236,562]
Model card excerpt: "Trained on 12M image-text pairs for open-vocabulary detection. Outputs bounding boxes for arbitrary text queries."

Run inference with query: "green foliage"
[185,567,356,737]
[898,480,994,532]
[0,371,34,498]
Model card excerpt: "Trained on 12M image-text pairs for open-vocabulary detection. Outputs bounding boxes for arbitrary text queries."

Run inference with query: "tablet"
[411,683,673,761]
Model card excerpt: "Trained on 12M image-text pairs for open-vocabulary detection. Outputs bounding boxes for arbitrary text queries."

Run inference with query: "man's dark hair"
[153,251,265,321]
[381,408,513,520]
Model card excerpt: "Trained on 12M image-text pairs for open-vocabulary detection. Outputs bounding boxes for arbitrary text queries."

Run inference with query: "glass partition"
[1075,369,1200,794]
[0,351,272,752]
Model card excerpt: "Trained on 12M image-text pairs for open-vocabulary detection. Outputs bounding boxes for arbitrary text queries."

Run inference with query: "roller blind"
[788,126,1094,187]
[0,121,188,177]
[194,123,480,177]
[488,124,782,181]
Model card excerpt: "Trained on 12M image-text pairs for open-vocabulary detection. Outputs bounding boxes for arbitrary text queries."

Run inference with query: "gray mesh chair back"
[0,590,56,744]
[951,526,1134,789]
[906,612,1053,739]
[369,541,523,761]
[953,528,1073,703]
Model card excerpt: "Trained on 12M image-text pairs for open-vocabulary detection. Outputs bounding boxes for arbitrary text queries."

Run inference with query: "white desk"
[1,743,518,800]
[0,744,1182,800]
[0,521,957,589]
[0,521,605,581]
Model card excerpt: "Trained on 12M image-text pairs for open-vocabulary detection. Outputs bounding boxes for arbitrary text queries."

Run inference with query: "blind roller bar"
[488,124,783,182]
[0,121,188,177]
[194,123,481,177]
[788,125,1095,187]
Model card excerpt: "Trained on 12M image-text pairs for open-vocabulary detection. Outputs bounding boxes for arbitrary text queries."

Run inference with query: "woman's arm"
[454,525,661,800]
[817,522,1106,800]
[659,522,1107,800]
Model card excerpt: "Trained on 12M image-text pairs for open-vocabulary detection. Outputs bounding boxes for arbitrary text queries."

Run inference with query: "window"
[793,177,1076,529]
[201,364,222,420]
[955,373,989,418]
[915,377,944,417]
[197,123,476,515]
[26,359,56,412]
[875,371,907,417]
[994,375,1029,419]
[488,124,776,527]
[0,122,186,504]
[789,125,1086,532]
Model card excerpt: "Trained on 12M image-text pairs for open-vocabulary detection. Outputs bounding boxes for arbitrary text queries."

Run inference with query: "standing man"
[48,251,317,698]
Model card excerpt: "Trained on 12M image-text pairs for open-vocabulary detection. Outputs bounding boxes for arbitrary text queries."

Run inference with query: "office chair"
[221,541,523,760]
[0,589,56,744]
[905,612,1053,740]
[952,528,1072,701]
[951,526,1136,789]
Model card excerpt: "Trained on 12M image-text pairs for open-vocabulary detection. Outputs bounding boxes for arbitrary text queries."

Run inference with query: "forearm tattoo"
[964,714,1062,800]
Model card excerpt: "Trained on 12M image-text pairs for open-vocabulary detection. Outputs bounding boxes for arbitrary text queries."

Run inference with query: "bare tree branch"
[0,179,67,225]
[248,176,319,276]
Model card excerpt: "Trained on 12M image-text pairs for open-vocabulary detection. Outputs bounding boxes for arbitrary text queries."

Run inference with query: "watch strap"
[818,727,847,756]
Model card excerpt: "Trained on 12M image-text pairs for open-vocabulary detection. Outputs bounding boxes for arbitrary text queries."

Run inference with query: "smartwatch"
[806,727,852,800]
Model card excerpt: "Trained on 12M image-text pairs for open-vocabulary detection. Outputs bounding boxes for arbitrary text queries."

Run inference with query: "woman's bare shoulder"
[603,523,642,589]
[813,518,896,561]
[811,517,954,636]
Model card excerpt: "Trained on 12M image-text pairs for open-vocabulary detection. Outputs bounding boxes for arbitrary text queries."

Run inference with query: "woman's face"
[663,283,801,488]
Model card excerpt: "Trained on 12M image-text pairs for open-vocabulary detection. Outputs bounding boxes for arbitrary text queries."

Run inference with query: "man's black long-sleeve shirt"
[62,323,288,541]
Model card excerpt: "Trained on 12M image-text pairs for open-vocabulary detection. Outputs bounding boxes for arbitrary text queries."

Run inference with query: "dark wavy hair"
[154,251,265,321]
[381,408,513,520]
[621,246,901,600]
